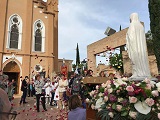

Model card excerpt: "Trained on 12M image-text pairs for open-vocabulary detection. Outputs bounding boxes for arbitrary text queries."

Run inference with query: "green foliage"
[150,112,160,120]
[148,0,160,70]
[76,43,80,66]
[113,114,127,120]
[72,64,76,71]
[109,53,123,72]
[136,113,151,120]
[146,30,154,55]
[97,109,110,120]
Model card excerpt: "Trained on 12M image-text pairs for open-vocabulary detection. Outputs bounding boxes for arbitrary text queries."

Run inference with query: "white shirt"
[44,82,52,97]
[58,79,68,92]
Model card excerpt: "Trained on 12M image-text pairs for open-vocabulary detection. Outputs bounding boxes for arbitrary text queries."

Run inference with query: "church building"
[0,0,58,93]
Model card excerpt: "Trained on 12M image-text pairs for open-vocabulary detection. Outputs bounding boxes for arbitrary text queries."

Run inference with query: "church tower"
[0,0,58,94]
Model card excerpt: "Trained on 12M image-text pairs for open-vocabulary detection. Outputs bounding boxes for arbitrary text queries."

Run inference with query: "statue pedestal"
[128,76,158,81]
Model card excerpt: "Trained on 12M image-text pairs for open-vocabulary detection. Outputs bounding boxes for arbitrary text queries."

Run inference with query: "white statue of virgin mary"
[126,13,151,79]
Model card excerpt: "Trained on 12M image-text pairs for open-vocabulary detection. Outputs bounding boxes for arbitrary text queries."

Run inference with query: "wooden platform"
[86,104,100,120]
[82,77,109,84]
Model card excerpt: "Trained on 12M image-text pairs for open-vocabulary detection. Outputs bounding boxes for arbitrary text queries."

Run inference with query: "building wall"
[122,51,158,77]
[87,28,128,76]
[0,0,59,94]
[58,59,73,73]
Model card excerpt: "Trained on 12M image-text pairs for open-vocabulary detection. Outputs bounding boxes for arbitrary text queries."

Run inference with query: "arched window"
[33,20,45,52]
[7,14,22,49]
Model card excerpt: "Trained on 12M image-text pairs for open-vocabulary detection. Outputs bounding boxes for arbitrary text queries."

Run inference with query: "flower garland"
[86,78,160,120]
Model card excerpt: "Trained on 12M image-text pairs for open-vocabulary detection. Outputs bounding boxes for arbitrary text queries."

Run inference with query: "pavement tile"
[12,95,68,120]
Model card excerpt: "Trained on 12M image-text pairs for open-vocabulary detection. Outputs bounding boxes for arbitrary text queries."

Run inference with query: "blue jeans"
[50,92,56,105]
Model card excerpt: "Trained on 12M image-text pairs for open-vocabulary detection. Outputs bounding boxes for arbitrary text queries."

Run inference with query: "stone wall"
[122,51,158,77]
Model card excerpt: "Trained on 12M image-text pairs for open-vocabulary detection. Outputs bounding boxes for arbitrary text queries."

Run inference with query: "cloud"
[57,0,150,64]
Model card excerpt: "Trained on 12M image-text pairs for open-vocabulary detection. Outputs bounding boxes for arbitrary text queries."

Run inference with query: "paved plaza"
[11,95,68,120]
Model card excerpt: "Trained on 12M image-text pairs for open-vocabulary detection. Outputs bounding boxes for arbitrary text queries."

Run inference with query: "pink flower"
[129,111,137,119]
[144,78,151,84]
[104,96,108,102]
[91,104,95,109]
[129,97,137,103]
[145,98,154,106]
[146,84,151,90]
[107,85,111,89]
[116,105,122,111]
[158,113,160,119]
[151,90,159,97]
[126,86,134,92]
[98,108,102,112]
[116,90,120,94]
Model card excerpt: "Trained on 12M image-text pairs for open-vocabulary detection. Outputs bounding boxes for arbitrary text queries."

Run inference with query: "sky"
[44,0,150,65]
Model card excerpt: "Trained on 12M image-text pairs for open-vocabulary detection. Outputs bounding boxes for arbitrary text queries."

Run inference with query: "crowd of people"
[0,69,118,120]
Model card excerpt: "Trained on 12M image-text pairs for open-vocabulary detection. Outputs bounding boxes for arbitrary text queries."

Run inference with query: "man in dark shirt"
[20,76,28,104]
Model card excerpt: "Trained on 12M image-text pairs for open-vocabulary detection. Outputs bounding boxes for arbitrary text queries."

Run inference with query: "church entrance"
[3,61,21,94]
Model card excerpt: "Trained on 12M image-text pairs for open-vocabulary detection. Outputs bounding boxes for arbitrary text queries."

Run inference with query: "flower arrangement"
[86,78,160,120]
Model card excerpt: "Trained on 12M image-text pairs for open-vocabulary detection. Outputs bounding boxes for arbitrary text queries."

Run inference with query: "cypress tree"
[148,0,160,70]
[119,25,125,54]
[76,43,80,66]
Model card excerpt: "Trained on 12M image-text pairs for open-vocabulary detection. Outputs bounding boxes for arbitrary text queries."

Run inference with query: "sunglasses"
[0,111,17,120]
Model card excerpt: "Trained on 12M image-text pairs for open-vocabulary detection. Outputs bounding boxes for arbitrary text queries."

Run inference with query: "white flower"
[151,90,159,97]
[108,88,113,94]
[156,82,160,92]
[98,92,103,97]
[114,78,127,88]
[95,97,104,109]
[89,90,95,97]
[158,88,160,92]
[150,80,156,88]
[96,85,99,90]
[136,83,141,86]
[108,112,114,118]
[121,77,128,81]
[85,98,90,103]
[118,98,124,102]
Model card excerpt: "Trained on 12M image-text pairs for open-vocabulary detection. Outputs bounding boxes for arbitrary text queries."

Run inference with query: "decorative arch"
[2,59,22,94]
[2,58,22,73]
[7,14,23,49]
[32,19,45,52]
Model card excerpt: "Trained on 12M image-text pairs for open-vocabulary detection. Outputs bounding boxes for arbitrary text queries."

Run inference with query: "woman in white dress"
[44,79,52,104]
[57,74,68,110]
